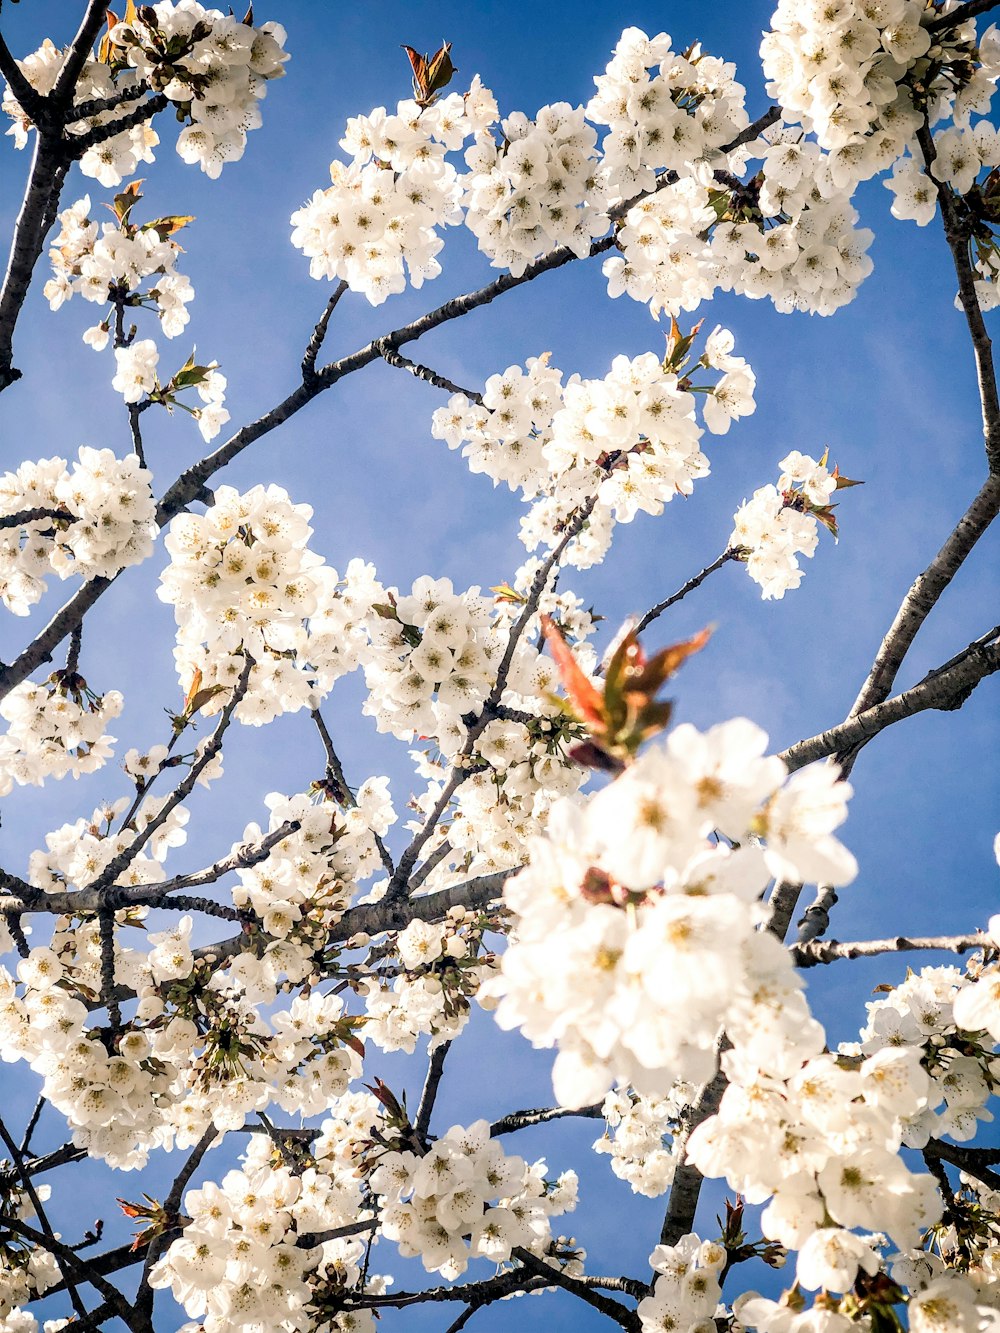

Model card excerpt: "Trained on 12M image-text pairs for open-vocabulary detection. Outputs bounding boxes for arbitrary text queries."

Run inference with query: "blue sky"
[0,2,999,1328]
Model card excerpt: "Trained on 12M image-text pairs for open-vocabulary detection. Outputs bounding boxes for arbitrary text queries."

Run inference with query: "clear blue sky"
[0,3,998,1328]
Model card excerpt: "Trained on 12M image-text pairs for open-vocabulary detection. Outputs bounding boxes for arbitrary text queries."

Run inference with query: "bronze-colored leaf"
[541,614,606,730]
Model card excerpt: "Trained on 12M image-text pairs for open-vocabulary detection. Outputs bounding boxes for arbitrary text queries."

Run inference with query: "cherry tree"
[0,2,998,1331]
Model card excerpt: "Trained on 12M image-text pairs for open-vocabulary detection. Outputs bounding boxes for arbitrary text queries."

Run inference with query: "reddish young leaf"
[541,614,606,730]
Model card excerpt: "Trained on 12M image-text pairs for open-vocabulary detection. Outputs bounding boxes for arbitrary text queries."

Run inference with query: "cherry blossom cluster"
[606,126,877,320]
[158,483,337,723]
[0,672,123,797]
[594,1086,690,1198]
[362,907,497,1053]
[485,718,857,1107]
[3,5,286,184]
[2,39,158,186]
[149,1123,383,1333]
[44,194,193,349]
[226,786,394,997]
[111,341,230,441]
[290,89,482,304]
[730,450,841,600]
[433,338,753,570]
[370,1118,578,1278]
[857,962,1000,1145]
[0,448,155,614]
[689,1044,943,1295]
[761,1,984,165]
[695,877,1000,1330]
[108,3,289,178]
[0,1181,58,1321]
[0,885,373,1165]
[587,26,749,201]
[28,795,190,896]
[637,1234,726,1333]
[463,101,608,274]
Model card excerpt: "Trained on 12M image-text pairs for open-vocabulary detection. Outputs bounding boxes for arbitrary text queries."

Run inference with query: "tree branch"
[94,656,253,889]
[0,1215,137,1329]
[928,0,1000,31]
[311,707,394,874]
[66,91,168,155]
[793,931,988,967]
[513,1248,639,1330]
[0,31,47,124]
[846,474,1000,722]
[0,574,113,697]
[0,133,66,392]
[925,1139,1000,1191]
[0,1113,88,1320]
[51,0,112,106]
[134,1126,217,1326]
[489,1104,603,1136]
[414,1040,452,1146]
[918,124,1000,473]
[779,627,1000,771]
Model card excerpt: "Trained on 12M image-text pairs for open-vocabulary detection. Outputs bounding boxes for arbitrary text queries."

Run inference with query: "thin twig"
[51,0,113,105]
[377,341,484,401]
[0,821,302,916]
[301,279,348,381]
[0,1214,136,1328]
[128,401,147,467]
[0,1114,88,1320]
[66,94,168,154]
[633,548,737,636]
[917,123,1000,473]
[135,1126,217,1324]
[513,1248,639,1330]
[19,1096,44,1156]
[95,656,253,889]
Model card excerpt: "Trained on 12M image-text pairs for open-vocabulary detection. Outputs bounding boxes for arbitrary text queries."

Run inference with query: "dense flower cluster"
[730,450,841,599]
[370,1118,578,1277]
[290,89,480,303]
[150,1118,382,1332]
[486,718,856,1107]
[0,448,155,614]
[109,3,288,177]
[3,5,286,182]
[595,1086,689,1197]
[463,100,608,274]
[761,0,981,164]
[227,786,394,994]
[1,38,158,185]
[433,339,753,569]
[362,908,497,1052]
[587,26,749,200]
[0,673,123,796]
[44,194,194,348]
[0,1182,58,1321]
[638,1234,726,1333]
[158,483,336,723]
